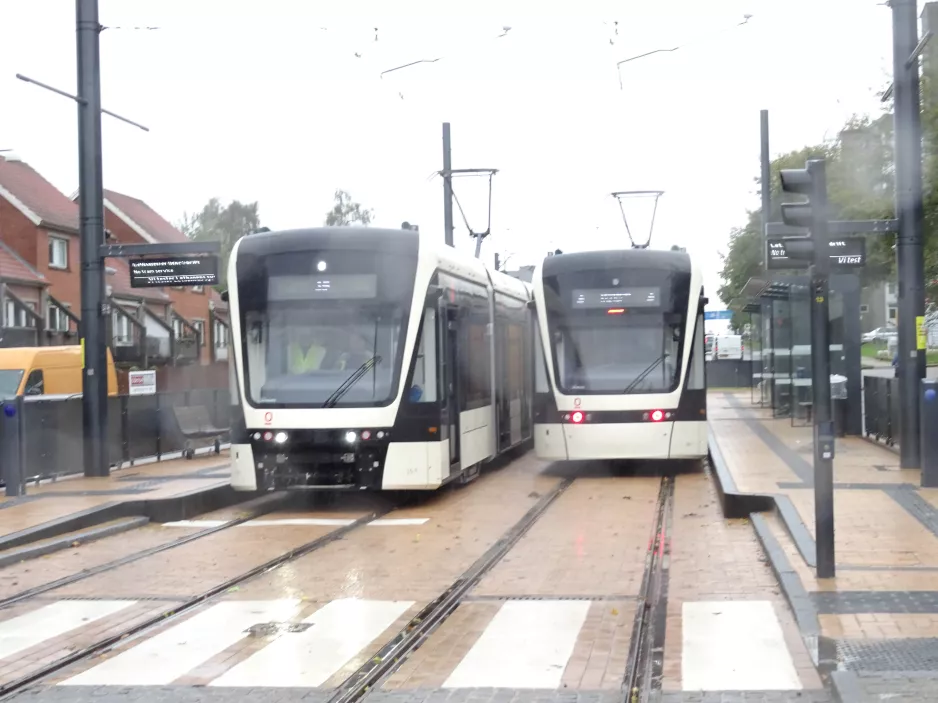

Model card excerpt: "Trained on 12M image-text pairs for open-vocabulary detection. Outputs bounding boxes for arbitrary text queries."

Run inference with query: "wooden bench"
[172,405,226,459]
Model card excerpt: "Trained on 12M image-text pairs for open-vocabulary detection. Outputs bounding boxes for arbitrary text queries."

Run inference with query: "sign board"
[130,256,218,288]
[705,310,733,320]
[128,370,156,396]
[766,236,866,270]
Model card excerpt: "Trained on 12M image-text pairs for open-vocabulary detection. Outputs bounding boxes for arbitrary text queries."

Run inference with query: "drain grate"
[835,637,938,672]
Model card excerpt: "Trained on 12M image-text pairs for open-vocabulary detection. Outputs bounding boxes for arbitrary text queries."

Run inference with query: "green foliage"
[178,198,261,290]
[324,189,373,226]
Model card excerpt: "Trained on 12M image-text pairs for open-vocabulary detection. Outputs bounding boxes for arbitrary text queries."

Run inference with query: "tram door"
[439,303,460,468]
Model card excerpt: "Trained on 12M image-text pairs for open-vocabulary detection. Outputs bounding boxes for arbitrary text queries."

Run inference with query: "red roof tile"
[103,189,188,244]
[0,155,80,233]
[0,241,44,284]
[106,258,170,304]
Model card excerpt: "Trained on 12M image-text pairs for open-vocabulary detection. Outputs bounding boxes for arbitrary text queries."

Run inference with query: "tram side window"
[534,325,549,392]
[688,311,706,390]
[410,308,438,403]
[462,292,491,408]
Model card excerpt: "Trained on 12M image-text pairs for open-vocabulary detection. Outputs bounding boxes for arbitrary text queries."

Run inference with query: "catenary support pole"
[442,123,454,248]
[892,0,927,468]
[761,110,771,267]
[809,159,836,578]
[76,0,109,477]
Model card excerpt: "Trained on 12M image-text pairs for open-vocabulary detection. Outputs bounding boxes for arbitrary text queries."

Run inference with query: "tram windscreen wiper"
[622,352,670,394]
[322,356,382,408]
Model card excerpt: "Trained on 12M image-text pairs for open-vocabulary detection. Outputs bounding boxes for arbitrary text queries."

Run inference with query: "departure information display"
[571,286,661,309]
[268,273,378,300]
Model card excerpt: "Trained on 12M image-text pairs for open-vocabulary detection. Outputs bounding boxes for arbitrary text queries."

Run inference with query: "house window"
[213,320,227,348]
[111,310,133,345]
[49,236,68,269]
[47,305,70,332]
[5,301,34,327]
[192,319,204,346]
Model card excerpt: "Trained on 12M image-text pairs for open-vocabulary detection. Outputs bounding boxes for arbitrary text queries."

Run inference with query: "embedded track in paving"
[0,491,293,610]
[0,500,400,699]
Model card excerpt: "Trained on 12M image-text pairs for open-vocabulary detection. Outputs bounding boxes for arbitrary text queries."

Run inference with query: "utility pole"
[779,160,836,578]
[891,0,927,468]
[761,109,771,268]
[442,123,454,247]
[76,0,108,477]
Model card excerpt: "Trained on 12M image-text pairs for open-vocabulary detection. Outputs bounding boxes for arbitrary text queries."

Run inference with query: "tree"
[178,198,261,289]
[718,114,897,321]
[324,189,373,226]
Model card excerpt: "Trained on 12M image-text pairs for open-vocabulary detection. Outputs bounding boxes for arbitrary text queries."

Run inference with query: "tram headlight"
[345,431,357,443]
[274,431,288,444]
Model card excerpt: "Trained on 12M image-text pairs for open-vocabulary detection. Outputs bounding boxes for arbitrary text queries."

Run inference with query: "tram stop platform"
[0,452,235,566]
[709,389,938,701]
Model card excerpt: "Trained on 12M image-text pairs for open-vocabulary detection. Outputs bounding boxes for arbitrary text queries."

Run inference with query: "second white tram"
[531,248,708,461]
[226,226,535,492]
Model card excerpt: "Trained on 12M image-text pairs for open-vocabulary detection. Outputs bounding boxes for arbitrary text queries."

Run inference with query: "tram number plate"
[341,453,356,464]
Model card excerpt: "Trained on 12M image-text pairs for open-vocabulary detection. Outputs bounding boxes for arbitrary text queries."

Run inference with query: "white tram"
[530,248,708,461]
[226,227,535,492]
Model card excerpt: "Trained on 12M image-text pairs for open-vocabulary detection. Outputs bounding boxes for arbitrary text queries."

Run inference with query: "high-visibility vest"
[289,343,325,373]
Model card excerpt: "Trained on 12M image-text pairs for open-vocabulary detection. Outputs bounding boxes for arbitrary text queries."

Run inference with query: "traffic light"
[776,159,829,272]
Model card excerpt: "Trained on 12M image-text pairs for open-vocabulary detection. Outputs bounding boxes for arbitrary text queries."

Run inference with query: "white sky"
[0,0,896,302]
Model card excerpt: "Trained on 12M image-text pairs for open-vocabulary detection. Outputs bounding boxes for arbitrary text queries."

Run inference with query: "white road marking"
[0,600,136,661]
[60,600,301,686]
[681,600,801,691]
[161,518,429,528]
[443,600,590,689]
[209,598,414,687]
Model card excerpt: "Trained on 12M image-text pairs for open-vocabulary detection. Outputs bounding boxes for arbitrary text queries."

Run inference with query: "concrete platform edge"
[0,516,150,568]
[706,427,775,518]
[0,483,247,554]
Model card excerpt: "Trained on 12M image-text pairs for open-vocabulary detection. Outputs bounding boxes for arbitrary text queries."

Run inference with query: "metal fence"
[863,375,900,447]
[13,389,230,484]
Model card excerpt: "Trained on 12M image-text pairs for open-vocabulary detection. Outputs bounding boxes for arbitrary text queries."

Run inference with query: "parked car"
[862,326,897,343]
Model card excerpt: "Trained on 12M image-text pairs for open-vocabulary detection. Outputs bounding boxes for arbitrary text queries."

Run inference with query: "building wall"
[0,204,80,310]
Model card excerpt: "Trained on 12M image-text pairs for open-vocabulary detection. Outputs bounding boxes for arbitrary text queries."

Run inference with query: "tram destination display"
[766,236,866,270]
[571,286,660,309]
[268,273,378,301]
[130,255,219,288]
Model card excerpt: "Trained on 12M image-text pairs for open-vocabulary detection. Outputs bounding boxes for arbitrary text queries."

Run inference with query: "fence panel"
[19,388,230,482]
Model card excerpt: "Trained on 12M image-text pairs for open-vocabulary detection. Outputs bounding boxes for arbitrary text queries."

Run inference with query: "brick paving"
[711,389,938,701]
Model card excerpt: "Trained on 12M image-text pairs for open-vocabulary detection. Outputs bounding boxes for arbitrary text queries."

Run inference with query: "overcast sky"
[0,0,896,302]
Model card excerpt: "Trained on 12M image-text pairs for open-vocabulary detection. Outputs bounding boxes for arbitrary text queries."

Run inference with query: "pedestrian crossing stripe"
[0,599,802,690]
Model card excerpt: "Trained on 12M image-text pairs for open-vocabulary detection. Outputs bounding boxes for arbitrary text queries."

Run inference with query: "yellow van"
[0,346,118,398]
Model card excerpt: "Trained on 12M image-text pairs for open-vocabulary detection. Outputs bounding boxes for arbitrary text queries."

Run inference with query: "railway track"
[0,497,400,699]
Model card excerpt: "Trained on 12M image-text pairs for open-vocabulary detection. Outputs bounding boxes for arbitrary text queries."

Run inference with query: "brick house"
[0,153,228,373]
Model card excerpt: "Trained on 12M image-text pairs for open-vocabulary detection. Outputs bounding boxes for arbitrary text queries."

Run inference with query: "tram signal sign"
[766,236,866,270]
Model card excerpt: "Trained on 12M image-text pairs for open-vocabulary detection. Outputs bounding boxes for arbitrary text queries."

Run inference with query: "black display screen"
[570,287,661,309]
[267,274,378,301]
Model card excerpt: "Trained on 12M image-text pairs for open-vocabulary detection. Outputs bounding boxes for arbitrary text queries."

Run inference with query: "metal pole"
[76,0,108,477]
[442,123,454,248]
[808,158,836,578]
[892,0,927,469]
[760,110,771,269]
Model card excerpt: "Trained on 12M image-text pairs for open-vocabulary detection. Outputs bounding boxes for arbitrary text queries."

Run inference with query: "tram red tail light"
[650,410,664,422]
